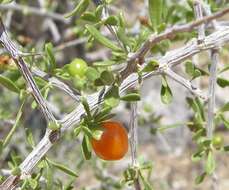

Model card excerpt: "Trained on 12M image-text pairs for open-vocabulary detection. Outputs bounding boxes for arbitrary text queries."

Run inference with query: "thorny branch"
[164,69,207,101]
[32,68,81,102]
[195,2,220,189]
[120,7,229,79]
[0,6,229,190]
[129,102,141,190]
[0,22,56,123]
[193,0,205,43]
[208,50,220,190]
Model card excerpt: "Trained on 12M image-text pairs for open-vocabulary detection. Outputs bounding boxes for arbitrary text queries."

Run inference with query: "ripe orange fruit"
[91,121,128,161]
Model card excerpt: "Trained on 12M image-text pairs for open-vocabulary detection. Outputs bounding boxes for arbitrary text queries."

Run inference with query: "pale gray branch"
[32,68,81,102]
[164,68,207,101]
[193,0,205,43]
[0,28,56,122]
[129,102,141,190]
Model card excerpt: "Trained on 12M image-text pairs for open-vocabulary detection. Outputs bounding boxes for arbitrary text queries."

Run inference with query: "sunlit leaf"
[65,0,89,18]
[86,25,122,51]
[0,75,20,93]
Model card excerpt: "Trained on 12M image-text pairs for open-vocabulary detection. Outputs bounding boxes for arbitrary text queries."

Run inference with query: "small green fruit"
[212,135,224,149]
[68,58,88,77]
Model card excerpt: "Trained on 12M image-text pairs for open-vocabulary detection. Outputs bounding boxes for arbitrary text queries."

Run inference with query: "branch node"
[49,130,60,143]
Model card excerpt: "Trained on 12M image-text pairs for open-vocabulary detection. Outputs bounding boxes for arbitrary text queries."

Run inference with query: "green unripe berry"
[68,58,88,77]
[212,135,224,150]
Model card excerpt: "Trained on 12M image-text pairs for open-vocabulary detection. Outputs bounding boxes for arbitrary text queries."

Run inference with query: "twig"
[201,2,220,29]
[54,38,87,52]
[193,0,205,43]
[130,102,138,166]
[200,3,220,189]
[32,68,81,101]
[208,49,220,190]
[129,101,141,190]
[164,68,207,100]
[2,99,25,148]
[207,49,218,138]
[38,0,61,42]
[0,3,68,24]
[212,173,220,190]
[126,7,229,63]
[92,0,127,52]
[0,20,56,122]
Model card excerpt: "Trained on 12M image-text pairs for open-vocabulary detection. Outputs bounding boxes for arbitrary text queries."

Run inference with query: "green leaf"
[100,70,114,85]
[120,93,141,102]
[160,76,173,104]
[139,171,153,190]
[94,78,104,86]
[94,106,112,121]
[45,42,56,72]
[11,167,21,176]
[37,159,46,169]
[118,12,125,28]
[81,135,91,160]
[148,0,163,31]
[104,16,118,25]
[74,127,82,137]
[104,85,120,107]
[64,180,74,190]
[219,102,229,113]
[3,100,25,148]
[0,0,14,4]
[82,126,93,139]
[141,60,159,72]
[116,27,131,49]
[192,128,206,141]
[85,67,100,81]
[105,97,119,108]
[191,150,204,162]
[65,0,89,18]
[92,130,103,141]
[48,121,60,130]
[45,160,54,189]
[80,12,98,22]
[194,70,202,78]
[11,151,21,166]
[186,97,205,122]
[185,61,203,79]
[28,178,38,189]
[25,128,35,148]
[93,60,116,67]
[47,158,78,178]
[86,25,122,51]
[223,145,229,152]
[217,77,229,88]
[0,75,20,93]
[195,172,206,185]
[220,114,229,129]
[0,140,3,155]
[205,151,216,175]
[95,5,103,18]
[219,65,229,74]
[81,97,92,119]
[185,60,195,76]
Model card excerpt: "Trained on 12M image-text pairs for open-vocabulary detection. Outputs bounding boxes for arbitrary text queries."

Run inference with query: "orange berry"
[91,121,128,161]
